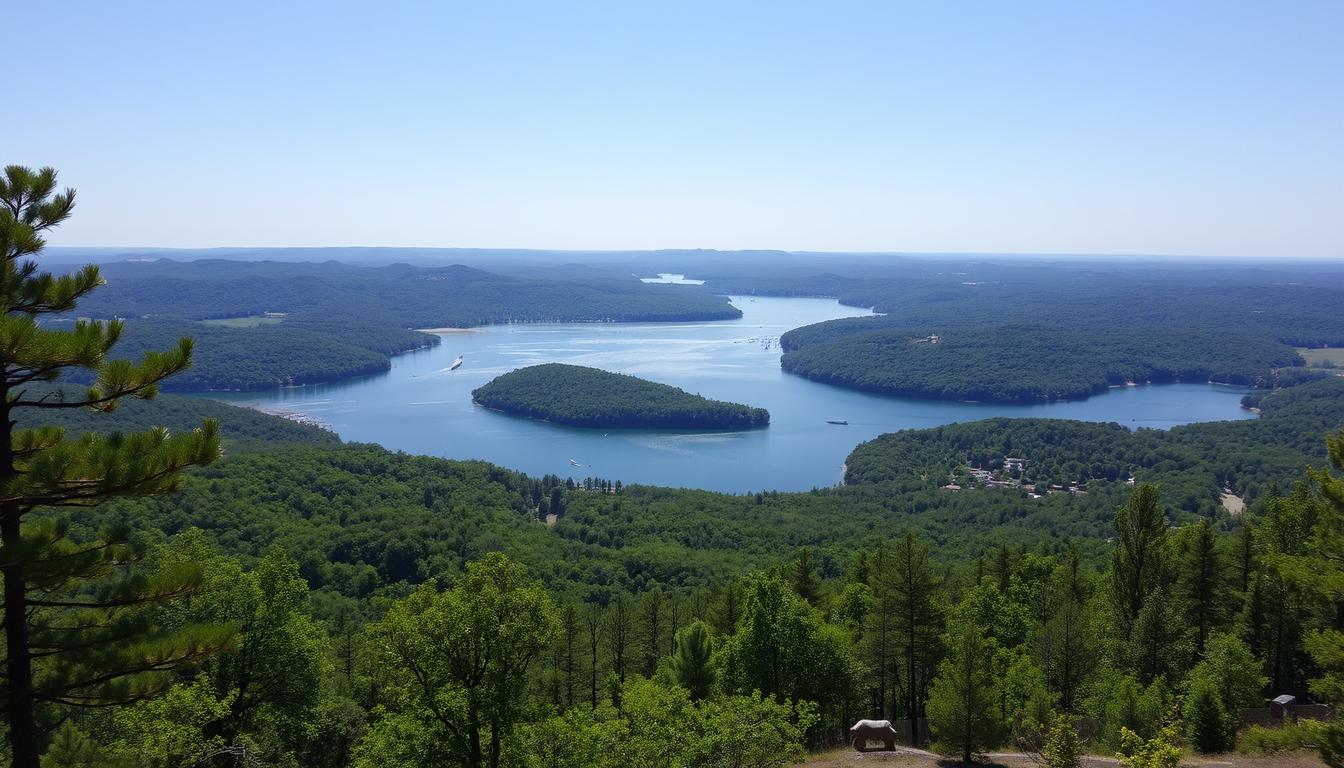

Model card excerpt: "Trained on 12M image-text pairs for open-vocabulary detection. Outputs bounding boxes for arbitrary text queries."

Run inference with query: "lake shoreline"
[204,297,1256,493]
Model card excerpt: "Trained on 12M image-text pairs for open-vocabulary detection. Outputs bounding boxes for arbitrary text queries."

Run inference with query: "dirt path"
[802,748,1324,768]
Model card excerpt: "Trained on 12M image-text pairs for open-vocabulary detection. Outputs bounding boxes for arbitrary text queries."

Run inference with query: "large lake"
[212,296,1255,492]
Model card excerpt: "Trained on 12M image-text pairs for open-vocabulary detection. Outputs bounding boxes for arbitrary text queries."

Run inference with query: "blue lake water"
[210,296,1255,492]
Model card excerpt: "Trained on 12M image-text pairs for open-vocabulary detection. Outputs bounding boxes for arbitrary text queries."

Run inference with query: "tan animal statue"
[849,719,898,752]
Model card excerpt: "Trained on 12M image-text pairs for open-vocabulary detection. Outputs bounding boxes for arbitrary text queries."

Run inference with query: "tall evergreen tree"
[669,620,715,701]
[559,603,579,707]
[583,602,603,710]
[1041,551,1091,712]
[1263,432,1344,766]
[864,541,895,718]
[605,594,632,704]
[792,546,821,606]
[1111,485,1169,632]
[711,579,743,636]
[639,588,664,676]
[885,531,942,745]
[926,616,1002,763]
[0,166,224,767]
[1177,518,1225,657]
[1233,524,1256,595]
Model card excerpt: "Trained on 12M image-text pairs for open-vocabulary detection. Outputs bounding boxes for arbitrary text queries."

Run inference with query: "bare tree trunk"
[4,512,39,768]
[2,394,39,768]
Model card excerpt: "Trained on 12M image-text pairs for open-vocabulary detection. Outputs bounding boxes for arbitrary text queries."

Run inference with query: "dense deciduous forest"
[472,363,770,430]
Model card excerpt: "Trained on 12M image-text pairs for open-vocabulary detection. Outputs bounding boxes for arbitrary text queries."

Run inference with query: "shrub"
[1239,719,1326,754]
[1185,679,1230,753]
[1041,713,1084,768]
[1118,725,1183,768]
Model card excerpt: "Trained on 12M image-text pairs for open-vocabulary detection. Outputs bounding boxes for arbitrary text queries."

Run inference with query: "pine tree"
[670,620,716,700]
[712,579,743,636]
[1111,485,1168,633]
[1042,549,1091,712]
[560,602,579,706]
[792,546,821,606]
[926,616,1002,763]
[1233,524,1255,595]
[583,602,603,710]
[1177,518,1225,657]
[0,166,225,767]
[1184,677,1228,753]
[1128,587,1182,685]
[639,588,664,676]
[865,541,895,718]
[1264,431,1344,767]
[886,531,942,745]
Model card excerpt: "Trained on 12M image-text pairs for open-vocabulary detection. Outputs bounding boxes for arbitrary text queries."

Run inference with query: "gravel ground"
[802,747,1326,768]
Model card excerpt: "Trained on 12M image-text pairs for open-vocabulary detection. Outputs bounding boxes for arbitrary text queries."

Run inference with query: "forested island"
[471,363,770,429]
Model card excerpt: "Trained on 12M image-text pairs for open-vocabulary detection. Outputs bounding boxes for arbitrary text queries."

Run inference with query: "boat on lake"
[826,420,848,425]
[450,355,464,370]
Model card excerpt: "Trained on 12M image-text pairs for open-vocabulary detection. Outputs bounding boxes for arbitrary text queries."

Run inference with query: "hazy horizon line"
[39,245,1344,263]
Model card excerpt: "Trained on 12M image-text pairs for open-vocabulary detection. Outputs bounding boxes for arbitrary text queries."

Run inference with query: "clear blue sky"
[12,1,1343,257]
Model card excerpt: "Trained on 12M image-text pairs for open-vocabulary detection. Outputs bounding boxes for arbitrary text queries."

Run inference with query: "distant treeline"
[59,259,740,390]
[693,259,1344,404]
[471,363,769,430]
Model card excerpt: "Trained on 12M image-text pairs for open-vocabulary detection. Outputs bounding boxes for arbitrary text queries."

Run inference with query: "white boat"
[569,459,586,468]
[450,355,464,370]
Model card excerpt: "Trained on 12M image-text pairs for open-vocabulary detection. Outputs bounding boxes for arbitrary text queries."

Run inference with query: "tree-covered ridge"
[701,259,1344,348]
[700,259,1344,405]
[780,321,1302,404]
[471,363,770,430]
[56,260,742,391]
[81,319,405,390]
[80,260,743,328]
[843,377,1344,508]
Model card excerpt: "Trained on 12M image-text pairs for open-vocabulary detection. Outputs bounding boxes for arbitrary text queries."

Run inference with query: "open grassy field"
[199,315,285,327]
[801,747,1325,768]
[1297,347,1344,367]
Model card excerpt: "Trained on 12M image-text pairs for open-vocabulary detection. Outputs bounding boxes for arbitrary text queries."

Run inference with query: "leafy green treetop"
[358,553,560,768]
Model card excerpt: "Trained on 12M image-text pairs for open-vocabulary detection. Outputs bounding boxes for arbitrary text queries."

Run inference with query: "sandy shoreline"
[416,327,482,334]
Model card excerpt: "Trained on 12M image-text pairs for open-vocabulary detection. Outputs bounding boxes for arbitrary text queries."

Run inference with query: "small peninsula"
[471,364,770,430]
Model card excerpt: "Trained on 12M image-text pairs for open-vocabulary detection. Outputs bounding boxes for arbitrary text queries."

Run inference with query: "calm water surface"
[211,297,1254,492]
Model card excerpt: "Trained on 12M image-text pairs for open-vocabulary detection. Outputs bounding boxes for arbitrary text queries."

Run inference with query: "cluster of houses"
[941,455,1096,498]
